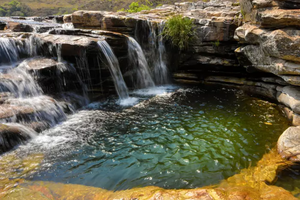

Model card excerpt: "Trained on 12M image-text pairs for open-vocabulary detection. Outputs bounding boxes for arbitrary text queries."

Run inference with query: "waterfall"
[0,62,43,97]
[62,23,74,29]
[0,38,21,64]
[0,36,39,66]
[127,36,155,89]
[148,21,170,85]
[134,21,170,85]
[97,40,129,100]
[0,59,67,127]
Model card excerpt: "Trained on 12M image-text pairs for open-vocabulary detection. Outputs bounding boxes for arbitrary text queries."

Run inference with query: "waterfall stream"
[134,21,170,85]
[127,36,155,89]
[148,21,170,85]
[97,40,129,100]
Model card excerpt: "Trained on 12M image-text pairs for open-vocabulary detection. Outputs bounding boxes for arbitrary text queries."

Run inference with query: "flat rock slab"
[278,126,300,161]
[26,58,58,71]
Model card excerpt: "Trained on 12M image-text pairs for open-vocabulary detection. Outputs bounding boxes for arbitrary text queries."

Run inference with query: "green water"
[6,86,290,191]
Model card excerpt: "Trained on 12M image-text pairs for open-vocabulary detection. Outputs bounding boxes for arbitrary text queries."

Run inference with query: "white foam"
[132,85,177,96]
[118,97,139,106]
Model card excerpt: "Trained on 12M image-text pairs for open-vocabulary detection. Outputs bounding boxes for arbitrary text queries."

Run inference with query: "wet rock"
[0,21,6,30]
[0,123,36,154]
[36,34,101,57]
[26,58,58,72]
[9,22,33,32]
[53,15,64,24]
[281,106,300,126]
[278,126,300,161]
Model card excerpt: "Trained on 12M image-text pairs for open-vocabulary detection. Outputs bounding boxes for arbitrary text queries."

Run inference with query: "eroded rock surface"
[278,126,300,161]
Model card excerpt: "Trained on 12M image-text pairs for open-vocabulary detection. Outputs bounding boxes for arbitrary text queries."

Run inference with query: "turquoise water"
[16,86,289,190]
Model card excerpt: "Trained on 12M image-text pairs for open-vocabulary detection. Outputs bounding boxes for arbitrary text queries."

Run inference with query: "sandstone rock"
[63,14,72,23]
[9,22,33,32]
[277,86,300,114]
[26,58,58,71]
[278,126,300,161]
[281,106,300,126]
[36,34,100,57]
[235,25,300,62]
[259,9,300,28]
[72,10,107,28]
[235,23,300,86]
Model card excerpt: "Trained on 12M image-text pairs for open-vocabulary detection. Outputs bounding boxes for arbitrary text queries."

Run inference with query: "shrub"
[162,15,195,50]
[0,0,31,16]
[120,2,151,13]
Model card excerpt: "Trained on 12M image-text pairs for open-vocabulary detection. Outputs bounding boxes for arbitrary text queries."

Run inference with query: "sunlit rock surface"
[278,126,300,161]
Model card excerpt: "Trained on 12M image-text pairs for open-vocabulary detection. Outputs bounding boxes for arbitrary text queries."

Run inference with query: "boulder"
[278,126,300,161]
[9,22,34,32]
[72,10,107,28]
[63,14,72,23]
[281,106,300,126]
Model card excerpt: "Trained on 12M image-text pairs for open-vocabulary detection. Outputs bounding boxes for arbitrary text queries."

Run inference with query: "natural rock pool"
[1,85,290,193]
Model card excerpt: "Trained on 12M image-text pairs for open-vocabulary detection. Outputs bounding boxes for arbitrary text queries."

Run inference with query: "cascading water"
[0,35,88,132]
[135,21,170,85]
[0,60,67,127]
[62,23,75,29]
[0,38,21,64]
[127,36,155,89]
[148,21,170,85]
[97,40,129,100]
[0,62,43,97]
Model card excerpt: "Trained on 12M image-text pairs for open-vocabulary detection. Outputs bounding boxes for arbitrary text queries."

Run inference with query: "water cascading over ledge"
[134,20,170,85]
[0,33,95,153]
[97,40,129,100]
[127,36,155,89]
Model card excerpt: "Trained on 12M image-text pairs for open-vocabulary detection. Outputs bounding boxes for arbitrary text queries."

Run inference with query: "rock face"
[278,126,300,161]
[234,0,300,125]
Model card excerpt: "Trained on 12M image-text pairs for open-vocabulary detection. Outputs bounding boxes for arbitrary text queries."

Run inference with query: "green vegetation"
[162,15,195,50]
[0,0,31,16]
[213,40,220,47]
[118,1,151,13]
[241,8,246,19]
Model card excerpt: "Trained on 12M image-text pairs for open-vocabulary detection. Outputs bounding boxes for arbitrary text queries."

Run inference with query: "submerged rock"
[0,123,36,154]
[278,126,300,161]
